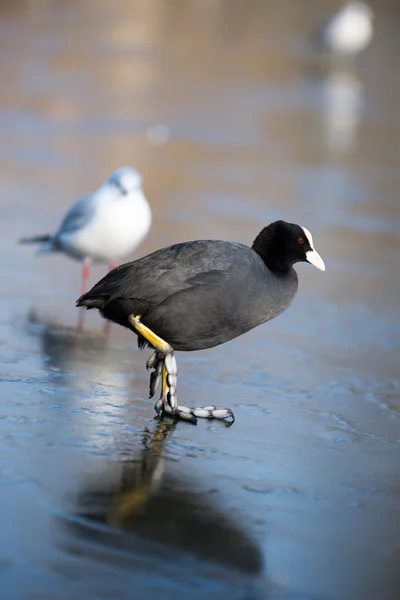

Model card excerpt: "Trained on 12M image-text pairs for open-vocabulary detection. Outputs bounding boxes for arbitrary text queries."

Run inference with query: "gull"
[311,2,374,56]
[20,167,152,296]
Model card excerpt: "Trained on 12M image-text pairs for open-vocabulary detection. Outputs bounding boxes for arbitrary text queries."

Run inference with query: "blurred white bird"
[311,2,374,56]
[20,167,152,296]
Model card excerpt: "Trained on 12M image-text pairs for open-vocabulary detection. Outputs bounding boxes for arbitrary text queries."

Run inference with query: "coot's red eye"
[297,237,304,244]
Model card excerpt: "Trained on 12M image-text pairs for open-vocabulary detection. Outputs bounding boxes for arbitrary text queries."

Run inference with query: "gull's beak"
[306,249,325,271]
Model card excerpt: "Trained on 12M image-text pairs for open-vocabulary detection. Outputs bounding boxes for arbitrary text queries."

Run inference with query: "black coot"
[77,220,325,424]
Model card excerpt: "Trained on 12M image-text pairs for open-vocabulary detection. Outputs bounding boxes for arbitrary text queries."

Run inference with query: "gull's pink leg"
[77,258,91,331]
[82,258,91,294]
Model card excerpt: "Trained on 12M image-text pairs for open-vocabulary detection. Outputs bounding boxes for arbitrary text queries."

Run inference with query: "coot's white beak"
[301,226,326,272]
[306,249,325,271]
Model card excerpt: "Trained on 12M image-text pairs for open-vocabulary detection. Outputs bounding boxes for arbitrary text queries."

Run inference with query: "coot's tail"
[76,293,104,309]
[77,289,148,350]
[19,234,51,244]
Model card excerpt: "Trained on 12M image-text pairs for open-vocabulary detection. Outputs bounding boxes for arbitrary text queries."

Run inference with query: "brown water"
[0,1,399,599]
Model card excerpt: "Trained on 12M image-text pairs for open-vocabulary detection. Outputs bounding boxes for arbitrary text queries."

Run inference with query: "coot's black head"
[252,220,325,274]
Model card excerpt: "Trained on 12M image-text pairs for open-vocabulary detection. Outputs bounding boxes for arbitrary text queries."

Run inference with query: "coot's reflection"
[60,421,264,576]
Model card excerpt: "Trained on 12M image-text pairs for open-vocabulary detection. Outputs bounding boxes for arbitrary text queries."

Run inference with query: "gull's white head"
[345,2,374,20]
[318,1,374,56]
[109,166,143,195]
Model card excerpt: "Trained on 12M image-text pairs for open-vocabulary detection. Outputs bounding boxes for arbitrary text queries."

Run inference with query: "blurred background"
[0,1,399,599]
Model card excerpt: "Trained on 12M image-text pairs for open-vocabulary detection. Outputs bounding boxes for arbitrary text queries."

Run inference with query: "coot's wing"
[80,240,251,307]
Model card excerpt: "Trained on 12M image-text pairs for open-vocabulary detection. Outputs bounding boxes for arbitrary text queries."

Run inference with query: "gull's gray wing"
[54,193,98,238]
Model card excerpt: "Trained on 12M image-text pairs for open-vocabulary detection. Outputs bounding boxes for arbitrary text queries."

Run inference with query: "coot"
[77,220,325,424]
[20,167,152,295]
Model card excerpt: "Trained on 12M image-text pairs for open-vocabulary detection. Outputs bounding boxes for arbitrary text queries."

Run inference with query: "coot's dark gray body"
[77,221,325,423]
[79,240,298,351]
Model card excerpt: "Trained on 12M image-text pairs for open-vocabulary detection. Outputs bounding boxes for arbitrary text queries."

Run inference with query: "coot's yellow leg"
[128,315,195,423]
[129,315,171,353]
[128,315,235,424]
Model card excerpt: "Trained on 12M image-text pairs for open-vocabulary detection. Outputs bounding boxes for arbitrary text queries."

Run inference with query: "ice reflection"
[54,422,265,596]
[321,67,364,153]
[27,310,124,390]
